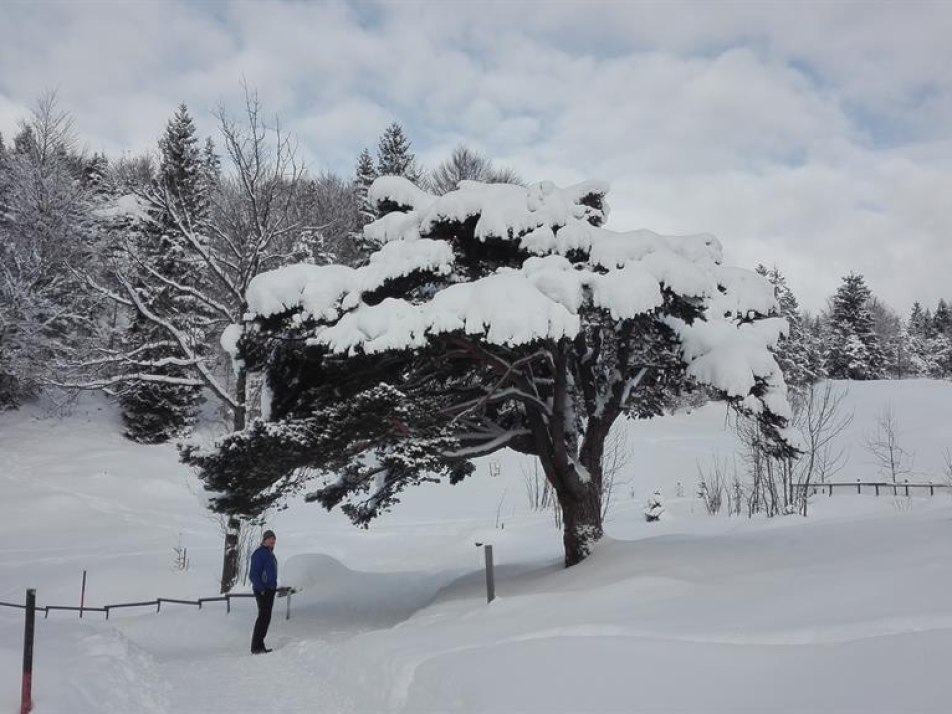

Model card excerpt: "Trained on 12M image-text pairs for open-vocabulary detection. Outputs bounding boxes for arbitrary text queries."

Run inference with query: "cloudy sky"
[1,0,949,314]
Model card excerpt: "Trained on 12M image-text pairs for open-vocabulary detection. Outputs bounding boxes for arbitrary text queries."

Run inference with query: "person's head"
[262,530,276,549]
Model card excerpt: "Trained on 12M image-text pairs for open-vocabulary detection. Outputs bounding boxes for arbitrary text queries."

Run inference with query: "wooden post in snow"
[484,545,496,603]
[79,570,87,619]
[21,588,35,714]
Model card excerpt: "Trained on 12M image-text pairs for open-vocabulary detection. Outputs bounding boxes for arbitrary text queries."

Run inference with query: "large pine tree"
[119,104,210,443]
[185,176,794,567]
[824,273,884,380]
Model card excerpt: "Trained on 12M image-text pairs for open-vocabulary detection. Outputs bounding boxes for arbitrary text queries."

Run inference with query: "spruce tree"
[824,273,884,380]
[199,136,221,198]
[354,147,378,224]
[376,122,421,183]
[756,265,816,391]
[119,104,209,443]
[933,299,952,337]
[909,302,926,337]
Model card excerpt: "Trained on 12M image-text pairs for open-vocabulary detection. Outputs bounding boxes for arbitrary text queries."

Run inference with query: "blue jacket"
[249,545,278,593]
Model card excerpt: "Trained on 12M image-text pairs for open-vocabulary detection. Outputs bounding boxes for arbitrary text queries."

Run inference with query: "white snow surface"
[2,380,952,713]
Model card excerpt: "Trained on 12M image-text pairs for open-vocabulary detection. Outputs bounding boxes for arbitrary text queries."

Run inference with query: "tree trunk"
[219,365,248,593]
[219,516,242,593]
[558,480,604,567]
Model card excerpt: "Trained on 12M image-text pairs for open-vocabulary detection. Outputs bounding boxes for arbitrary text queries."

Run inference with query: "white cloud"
[0,0,948,314]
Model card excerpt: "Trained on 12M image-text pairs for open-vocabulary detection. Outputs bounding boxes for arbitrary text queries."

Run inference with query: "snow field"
[1,380,951,712]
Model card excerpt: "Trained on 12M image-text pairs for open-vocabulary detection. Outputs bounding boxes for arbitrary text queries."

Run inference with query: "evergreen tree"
[185,176,794,568]
[83,152,109,192]
[933,299,952,337]
[119,104,210,443]
[801,313,828,382]
[199,136,221,197]
[354,147,378,224]
[824,273,884,380]
[909,302,926,337]
[376,122,421,183]
[756,265,816,391]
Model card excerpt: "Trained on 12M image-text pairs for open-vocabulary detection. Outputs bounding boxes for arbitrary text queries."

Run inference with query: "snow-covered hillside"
[1,381,951,713]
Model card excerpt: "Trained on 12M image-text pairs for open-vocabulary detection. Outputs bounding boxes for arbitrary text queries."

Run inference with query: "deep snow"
[1,380,951,713]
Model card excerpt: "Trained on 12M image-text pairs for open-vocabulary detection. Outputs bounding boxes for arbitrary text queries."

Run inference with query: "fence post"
[930,482,935,497]
[484,544,496,603]
[828,484,833,496]
[856,479,861,494]
[80,570,87,619]
[904,479,909,497]
[875,484,880,496]
[21,588,35,714]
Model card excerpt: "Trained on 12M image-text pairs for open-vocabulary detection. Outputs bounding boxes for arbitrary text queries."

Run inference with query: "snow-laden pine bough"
[182,178,799,567]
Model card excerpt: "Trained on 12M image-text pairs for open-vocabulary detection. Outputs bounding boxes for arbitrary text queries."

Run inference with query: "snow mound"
[281,553,353,592]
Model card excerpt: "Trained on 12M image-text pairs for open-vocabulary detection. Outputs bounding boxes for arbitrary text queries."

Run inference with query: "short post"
[904,479,909,497]
[484,544,496,603]
[21,588,36,714]
[856,479,861,494]
[930,482,935,497]
[79,570,87,619]
[285,590,292,621]
[875,484,880,496]
[828,484,833,497]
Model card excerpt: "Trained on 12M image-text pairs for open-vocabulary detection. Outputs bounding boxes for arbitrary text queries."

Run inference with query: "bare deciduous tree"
[735,381,853,517]
[864,404,913,485]
[427,144,522,195]
[63,87,316,592]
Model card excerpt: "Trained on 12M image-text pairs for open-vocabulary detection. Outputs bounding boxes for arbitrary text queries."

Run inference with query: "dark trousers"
[252,589,276,652]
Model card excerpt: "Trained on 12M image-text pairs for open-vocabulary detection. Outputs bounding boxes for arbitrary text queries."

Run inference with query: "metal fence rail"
[1,588,294,621]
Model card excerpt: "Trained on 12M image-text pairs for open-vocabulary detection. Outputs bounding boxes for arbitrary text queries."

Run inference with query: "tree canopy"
[184,176,796,566]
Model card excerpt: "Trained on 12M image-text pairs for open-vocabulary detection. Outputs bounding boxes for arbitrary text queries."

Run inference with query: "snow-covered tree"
[756,265,818,391]
[644,490,664,522]
[117,104,210,443]
[354,147,378,223]
[933,299,952,339]
[824,273,884,380]
[0,95,98,407]
[68,90,314,591]
[185,177,795,567]
[303,172,362,265]
[428,144,521,195]
[376,122,421,183]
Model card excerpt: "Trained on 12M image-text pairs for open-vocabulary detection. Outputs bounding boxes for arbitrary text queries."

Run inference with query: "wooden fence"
[802,480,951,497]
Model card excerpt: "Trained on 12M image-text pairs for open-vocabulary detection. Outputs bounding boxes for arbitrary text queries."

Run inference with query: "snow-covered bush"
[644,490,664,522]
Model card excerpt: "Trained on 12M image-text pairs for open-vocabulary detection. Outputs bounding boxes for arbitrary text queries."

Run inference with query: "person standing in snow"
[249,529,278,654]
